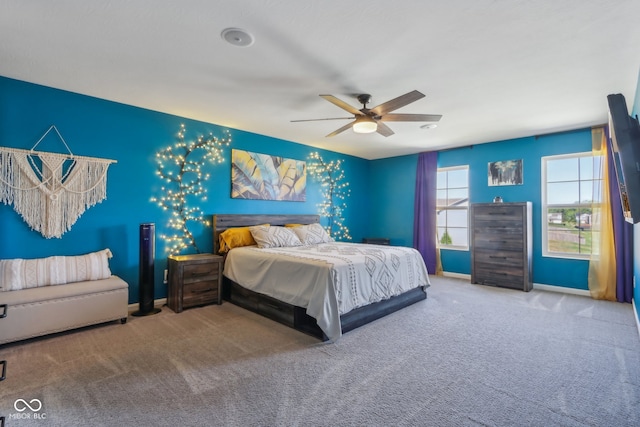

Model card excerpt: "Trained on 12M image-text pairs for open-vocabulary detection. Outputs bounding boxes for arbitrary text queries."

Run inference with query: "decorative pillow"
[291,223,334,245]
[0,249,113,292]
[218,225,267,253]
[284,223,303,228]
[249,225,303,249]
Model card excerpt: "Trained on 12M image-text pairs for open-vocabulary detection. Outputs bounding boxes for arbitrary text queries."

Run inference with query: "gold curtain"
[435,248,443,275]
[588,126,616,300]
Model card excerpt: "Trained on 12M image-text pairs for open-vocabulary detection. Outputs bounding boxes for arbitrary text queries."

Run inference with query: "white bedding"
[223,242,430,341]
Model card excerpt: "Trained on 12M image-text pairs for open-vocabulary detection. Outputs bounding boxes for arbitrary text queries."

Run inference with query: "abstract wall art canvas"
[488,159,523,186]
[231,149,306,201]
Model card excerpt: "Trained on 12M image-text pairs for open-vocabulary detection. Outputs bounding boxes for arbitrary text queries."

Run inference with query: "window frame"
[541,151,601,260]
[436,165,470,251]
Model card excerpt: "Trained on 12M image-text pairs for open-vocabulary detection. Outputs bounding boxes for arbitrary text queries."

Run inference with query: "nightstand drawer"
[183,262,220,284]
[183,280,219,307]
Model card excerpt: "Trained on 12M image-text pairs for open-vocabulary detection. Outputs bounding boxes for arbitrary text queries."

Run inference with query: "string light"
[307,152,352,241]
[151,124,231,255]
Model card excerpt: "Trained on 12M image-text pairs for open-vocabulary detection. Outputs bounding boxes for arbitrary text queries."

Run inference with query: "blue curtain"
[606,130,634,303]
[413,151,437,274]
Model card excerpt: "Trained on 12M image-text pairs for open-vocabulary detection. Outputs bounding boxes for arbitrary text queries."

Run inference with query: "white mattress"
[223,242,430,341]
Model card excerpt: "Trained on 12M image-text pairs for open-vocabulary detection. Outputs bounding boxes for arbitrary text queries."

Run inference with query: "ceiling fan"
[291,90,442,137]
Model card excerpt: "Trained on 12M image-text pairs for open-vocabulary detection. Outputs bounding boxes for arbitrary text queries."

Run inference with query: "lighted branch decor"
[151,124,231,255]
[307,152,352,241]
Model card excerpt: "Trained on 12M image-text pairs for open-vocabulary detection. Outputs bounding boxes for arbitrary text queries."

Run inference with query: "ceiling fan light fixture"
[293,91,441,138]
[353,116,377,134]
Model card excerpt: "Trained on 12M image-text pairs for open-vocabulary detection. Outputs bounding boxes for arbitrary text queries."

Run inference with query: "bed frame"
[213,214,427,341]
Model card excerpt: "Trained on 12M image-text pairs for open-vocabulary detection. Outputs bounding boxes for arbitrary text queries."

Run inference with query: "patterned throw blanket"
[224,242,430,341]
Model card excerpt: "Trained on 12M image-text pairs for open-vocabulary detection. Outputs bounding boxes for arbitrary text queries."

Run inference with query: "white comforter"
[223,242,430,341]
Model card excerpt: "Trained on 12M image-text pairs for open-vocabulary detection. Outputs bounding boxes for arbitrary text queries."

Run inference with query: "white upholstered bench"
[0,276,128,345]
[0,249,129,345]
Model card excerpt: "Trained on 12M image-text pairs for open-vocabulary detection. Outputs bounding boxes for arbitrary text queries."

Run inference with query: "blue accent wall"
[369,155,416,246]
[0,76,369,303]
[372,129,593,289]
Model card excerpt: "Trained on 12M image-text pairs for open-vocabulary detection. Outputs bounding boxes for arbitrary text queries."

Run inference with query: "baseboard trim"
[441,271,471,280]
[128,298,166,312]
[533,283,591,297]
[440,272,591,297]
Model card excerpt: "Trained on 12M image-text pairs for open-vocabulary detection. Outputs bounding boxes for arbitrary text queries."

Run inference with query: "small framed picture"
[488,159,523,186]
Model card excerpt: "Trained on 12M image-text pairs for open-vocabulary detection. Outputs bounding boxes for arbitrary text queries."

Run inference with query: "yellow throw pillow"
[219,225,268,253]
[284,223,303,228]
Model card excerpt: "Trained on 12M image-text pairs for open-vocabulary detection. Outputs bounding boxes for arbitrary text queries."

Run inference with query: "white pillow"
[291,223,334,245]
[0,249,113,291]
[249,225,303,249]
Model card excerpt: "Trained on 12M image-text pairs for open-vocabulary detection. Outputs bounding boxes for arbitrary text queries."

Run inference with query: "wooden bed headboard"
[212,214,320,254]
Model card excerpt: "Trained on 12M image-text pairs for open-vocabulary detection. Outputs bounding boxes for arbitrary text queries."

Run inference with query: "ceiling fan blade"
[320,95,362,115]
[291,117,353,123]
[375,121,395,137]
[326,121,355,137]
[371,90,425,116]
[380,113,442,122]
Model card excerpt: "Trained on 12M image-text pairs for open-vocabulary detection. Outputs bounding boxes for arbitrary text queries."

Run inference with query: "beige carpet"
[1,276,639,426]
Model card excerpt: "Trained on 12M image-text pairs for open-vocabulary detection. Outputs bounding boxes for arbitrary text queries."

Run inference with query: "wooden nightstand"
[362,238,390,245]
[167,253,223,313]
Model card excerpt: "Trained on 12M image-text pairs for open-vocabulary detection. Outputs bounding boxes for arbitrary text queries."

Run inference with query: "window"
[436,166,469,249]
[541,152,602,259]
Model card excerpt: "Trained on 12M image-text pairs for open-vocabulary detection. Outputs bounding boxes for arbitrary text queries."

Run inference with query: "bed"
[213,214,429,341]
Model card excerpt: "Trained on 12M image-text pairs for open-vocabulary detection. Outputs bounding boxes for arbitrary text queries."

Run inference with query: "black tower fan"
[132,223,161,316]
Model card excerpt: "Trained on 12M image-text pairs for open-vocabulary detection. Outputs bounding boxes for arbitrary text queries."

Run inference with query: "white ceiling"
[2,1,640,160]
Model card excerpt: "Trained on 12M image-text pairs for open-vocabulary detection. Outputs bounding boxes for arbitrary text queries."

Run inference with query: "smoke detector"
[221,28,254,47]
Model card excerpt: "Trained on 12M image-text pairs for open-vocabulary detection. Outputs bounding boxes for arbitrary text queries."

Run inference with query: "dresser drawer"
[473,204,523,220]
[473,248,524,267]
[472,267,526,290]
[473,233,523,250]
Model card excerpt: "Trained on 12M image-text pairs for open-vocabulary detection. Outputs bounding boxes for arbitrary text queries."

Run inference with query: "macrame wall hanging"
[0,126,117,238]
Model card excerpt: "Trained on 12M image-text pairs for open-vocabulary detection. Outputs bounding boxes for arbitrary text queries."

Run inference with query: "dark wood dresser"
[167,253,223,312]
[470,202,533,291]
